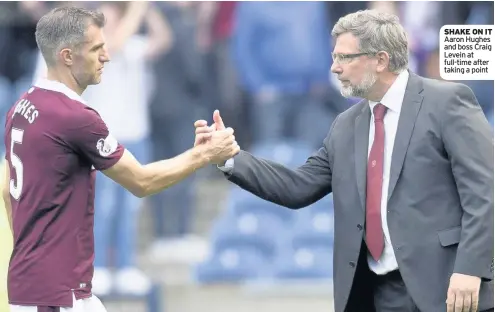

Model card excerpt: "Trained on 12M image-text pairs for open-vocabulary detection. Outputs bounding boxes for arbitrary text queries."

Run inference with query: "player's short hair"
[331,9,409,74]
[35,7,106,66]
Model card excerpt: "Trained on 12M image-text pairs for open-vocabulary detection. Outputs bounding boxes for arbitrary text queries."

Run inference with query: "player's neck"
[46,68,86,96]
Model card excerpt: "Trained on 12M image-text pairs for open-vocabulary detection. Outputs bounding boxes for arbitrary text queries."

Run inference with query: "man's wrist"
[216,160,227,167]
[191,145,210,168]
[217,158,234,173]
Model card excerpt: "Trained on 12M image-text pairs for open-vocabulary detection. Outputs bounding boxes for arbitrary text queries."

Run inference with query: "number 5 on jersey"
[10,128,24,200]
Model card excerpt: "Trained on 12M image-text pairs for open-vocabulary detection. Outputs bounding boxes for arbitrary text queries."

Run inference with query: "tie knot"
[373,103,387,121]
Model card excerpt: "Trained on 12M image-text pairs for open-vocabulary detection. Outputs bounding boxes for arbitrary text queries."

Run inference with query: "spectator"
[232,1,342,148]
[146,2,208,263]
[82,1,172,296]
[0,2,43,157]
[197,2,248,149]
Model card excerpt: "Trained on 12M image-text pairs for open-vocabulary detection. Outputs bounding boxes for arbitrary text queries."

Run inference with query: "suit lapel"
[355,103,371,211]
[387,73,424,201]
[354,72,425,210]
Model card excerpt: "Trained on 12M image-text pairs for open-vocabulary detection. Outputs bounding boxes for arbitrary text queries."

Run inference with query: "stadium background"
[0,1,493,312]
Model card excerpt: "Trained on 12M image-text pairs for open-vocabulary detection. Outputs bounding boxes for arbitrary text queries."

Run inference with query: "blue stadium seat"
[230,195,294,224]
[224,186,293,221]
[271,246,334,280]
[194,246,271,283]
[225,186,254,204]
[307,194,334,214]
[249,139,315,168]
[210,212,289,258]
[291,210,334,250]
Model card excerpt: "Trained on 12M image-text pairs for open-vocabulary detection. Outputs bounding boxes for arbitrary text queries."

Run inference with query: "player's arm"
[2,165,12,233]
[102,146,208,198]
[143,4,173,60]
[70,108,238,198]
[105,1,149,54]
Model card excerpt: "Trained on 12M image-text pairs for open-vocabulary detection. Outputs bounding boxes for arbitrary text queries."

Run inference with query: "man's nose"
[100,53,110,63]
[101,49,111,62]
[331,62,342,74]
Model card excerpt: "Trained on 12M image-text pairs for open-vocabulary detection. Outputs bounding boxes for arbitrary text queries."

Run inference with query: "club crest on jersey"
[96,134,118,157]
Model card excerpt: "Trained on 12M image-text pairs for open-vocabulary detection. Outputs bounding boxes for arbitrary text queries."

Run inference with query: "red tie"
[366,103,387,261]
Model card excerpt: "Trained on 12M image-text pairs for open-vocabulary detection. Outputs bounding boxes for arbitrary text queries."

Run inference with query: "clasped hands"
[193,110,239,165]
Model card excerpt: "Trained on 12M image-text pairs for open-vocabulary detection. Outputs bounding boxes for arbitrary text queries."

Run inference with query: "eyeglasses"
[332,52,377,64]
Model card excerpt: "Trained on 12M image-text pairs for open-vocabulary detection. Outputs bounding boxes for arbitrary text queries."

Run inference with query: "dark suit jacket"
[223,71,494,312]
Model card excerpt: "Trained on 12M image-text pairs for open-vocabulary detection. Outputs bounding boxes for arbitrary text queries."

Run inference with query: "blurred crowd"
[0,0,493,297]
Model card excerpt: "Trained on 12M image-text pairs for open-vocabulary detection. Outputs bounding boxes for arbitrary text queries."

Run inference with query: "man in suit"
[195,9,494,312]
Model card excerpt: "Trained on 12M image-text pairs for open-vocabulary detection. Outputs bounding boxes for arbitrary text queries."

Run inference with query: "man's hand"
[194,120,214,146]
[212,109,226,131]
[194,109,226,146]
[200,127,240,164]
[194,109,237,165]
[446,273,481,312]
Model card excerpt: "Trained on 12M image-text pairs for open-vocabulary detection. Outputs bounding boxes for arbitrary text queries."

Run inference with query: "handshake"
[193,110,240,165]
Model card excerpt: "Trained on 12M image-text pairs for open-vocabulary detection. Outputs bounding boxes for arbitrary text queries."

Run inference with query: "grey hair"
[331,10,409,73]
[35,7,106,66]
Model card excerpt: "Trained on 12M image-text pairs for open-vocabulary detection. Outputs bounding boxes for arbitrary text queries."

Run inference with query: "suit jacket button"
[349,261,356,268]
[357,224,363,230]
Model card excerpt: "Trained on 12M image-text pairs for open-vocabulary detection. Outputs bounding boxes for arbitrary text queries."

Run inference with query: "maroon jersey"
[4,79,124,307]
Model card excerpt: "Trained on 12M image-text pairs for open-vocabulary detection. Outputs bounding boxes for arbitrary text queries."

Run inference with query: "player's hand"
[212,109,226,131]
[446,273,481,312]
[193,109,226,146]
[204,127,240,164]
[194,120,215,146]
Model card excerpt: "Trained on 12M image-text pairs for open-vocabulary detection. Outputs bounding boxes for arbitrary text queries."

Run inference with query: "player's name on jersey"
[12,99,39,124]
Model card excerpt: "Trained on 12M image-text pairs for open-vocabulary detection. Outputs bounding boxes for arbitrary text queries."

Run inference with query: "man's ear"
[60,48,73,66]
[375,51,390,73]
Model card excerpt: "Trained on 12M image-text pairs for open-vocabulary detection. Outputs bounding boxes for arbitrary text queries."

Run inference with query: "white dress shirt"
[218,70,410,275]
[366,70,409,274]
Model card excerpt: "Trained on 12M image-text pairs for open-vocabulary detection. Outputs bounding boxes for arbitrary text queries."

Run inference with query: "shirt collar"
[369,70,409,114]
[34,78,88,105]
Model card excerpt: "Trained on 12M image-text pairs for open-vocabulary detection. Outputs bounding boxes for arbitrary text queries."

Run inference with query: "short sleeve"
[69,108,125,171]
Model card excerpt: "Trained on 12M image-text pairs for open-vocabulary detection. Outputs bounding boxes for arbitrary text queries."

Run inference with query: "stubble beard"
[340,70,378,99]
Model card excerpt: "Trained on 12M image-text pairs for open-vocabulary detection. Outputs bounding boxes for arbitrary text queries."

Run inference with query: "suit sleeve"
[442,83,494,280]
[225,117,337,209]
[69,108,125,171]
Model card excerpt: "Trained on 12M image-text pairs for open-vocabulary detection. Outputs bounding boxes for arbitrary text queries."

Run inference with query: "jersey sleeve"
[69,108,125,171]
